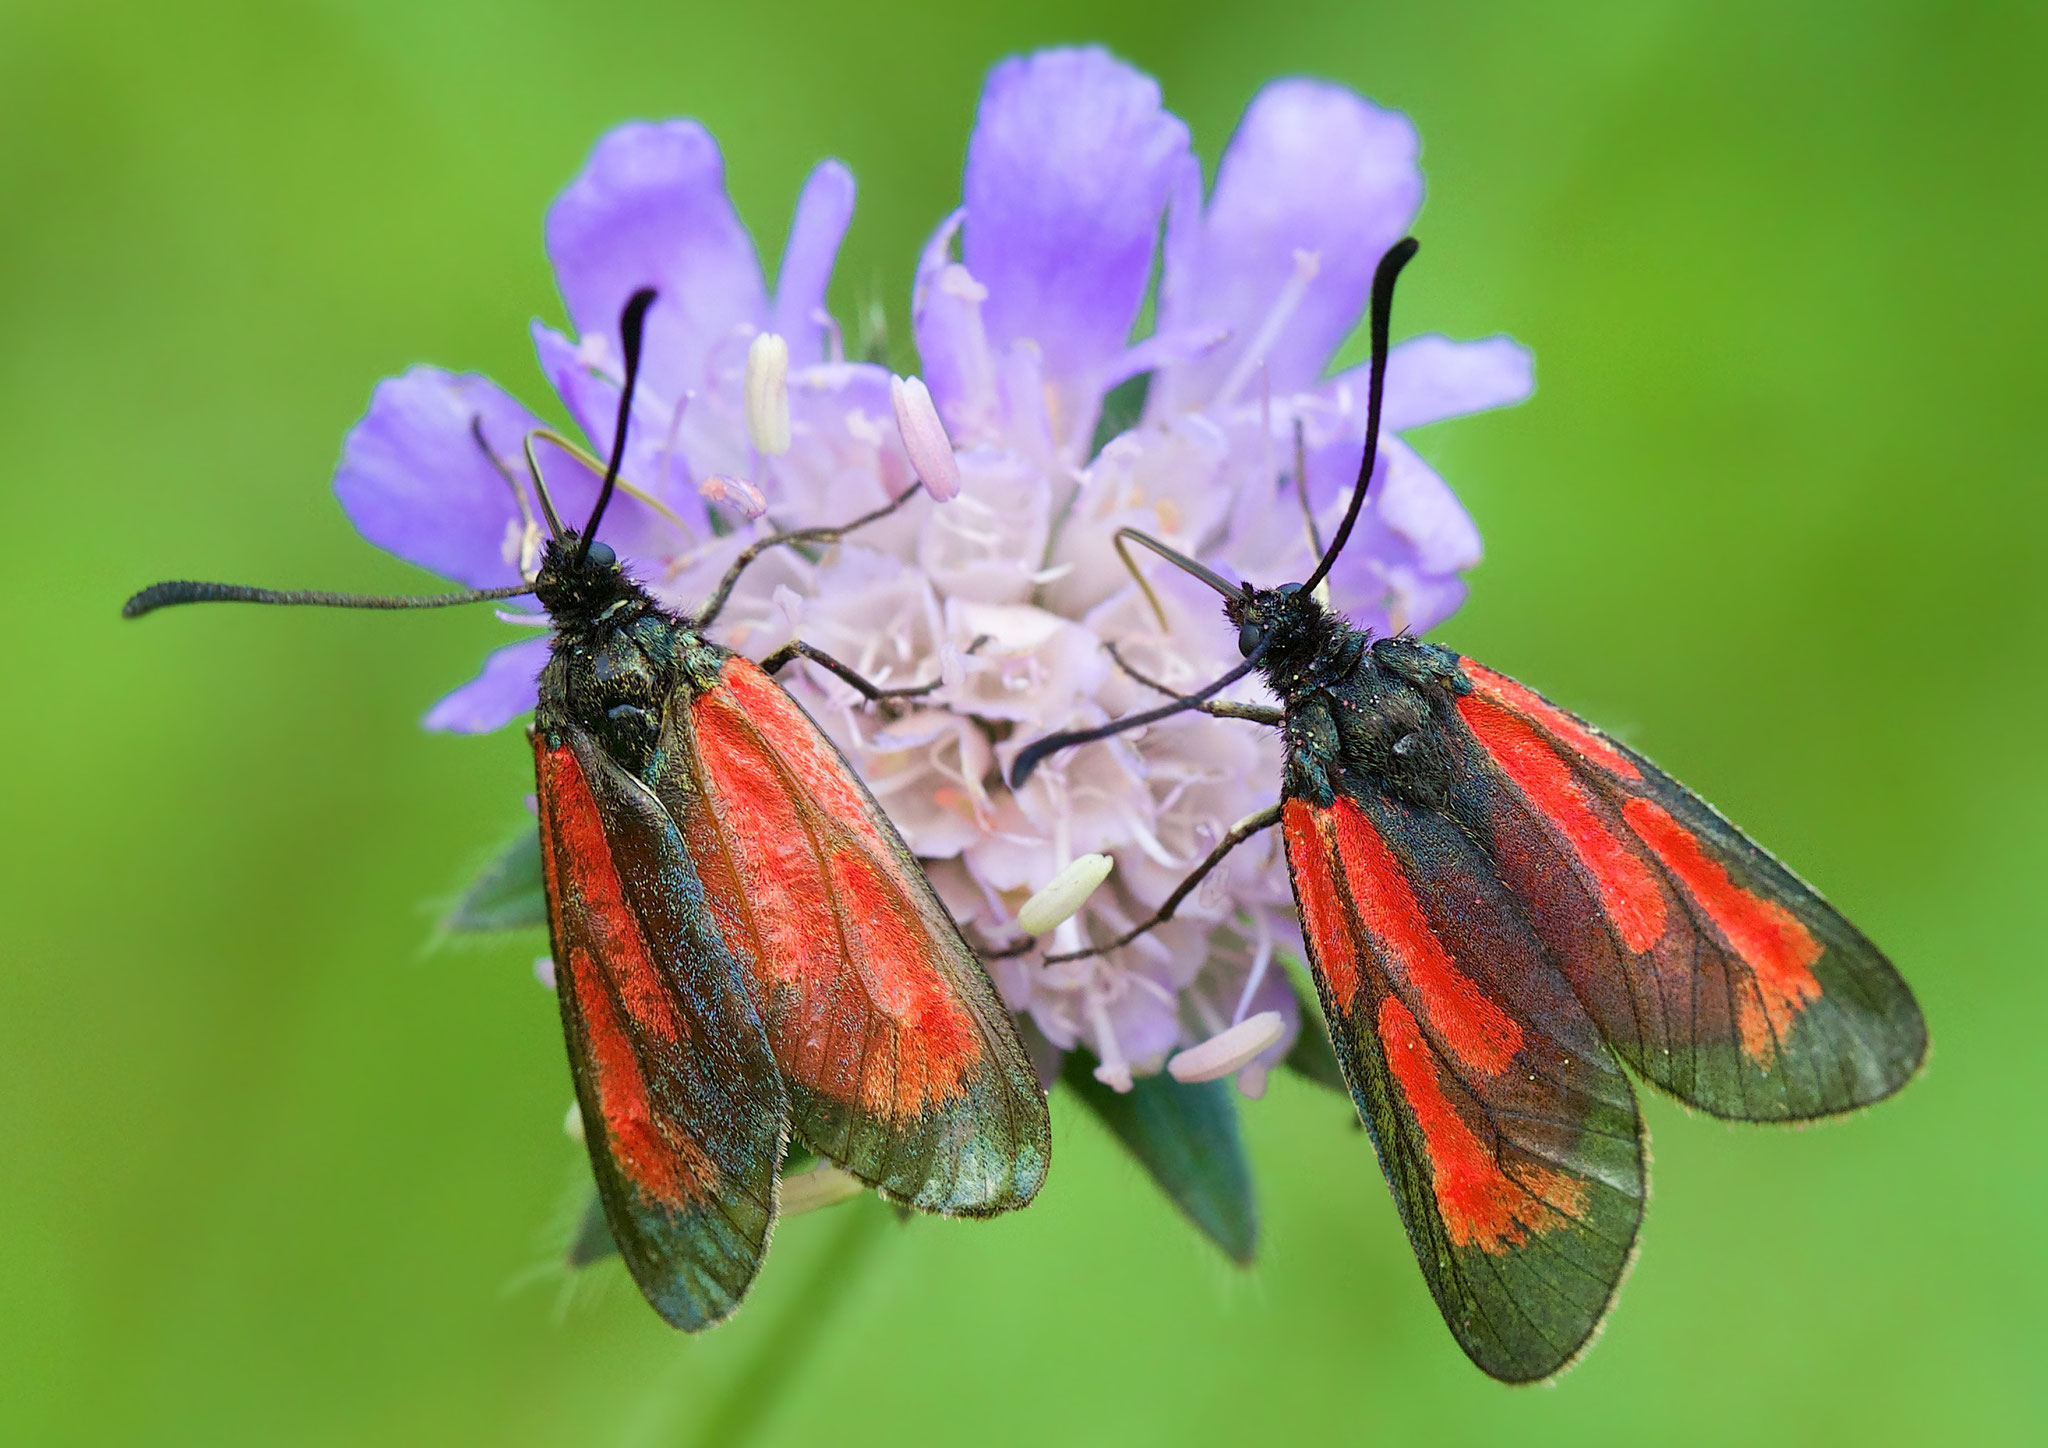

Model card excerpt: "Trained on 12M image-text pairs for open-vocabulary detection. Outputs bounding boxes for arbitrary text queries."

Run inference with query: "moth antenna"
[572,286,657,566]
[472,415,560,540]
[1115,528,1247,605]
[523,428,695,541]
[122,579,534,619]
[1009,634,1270,790]
[1301,237,1417,595]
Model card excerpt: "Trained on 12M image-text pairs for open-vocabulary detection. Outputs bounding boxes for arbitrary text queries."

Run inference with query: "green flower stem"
[687,1195,892,1448]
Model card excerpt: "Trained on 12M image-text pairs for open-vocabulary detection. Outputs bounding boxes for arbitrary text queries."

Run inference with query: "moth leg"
[760,639,944,707]
[694,483,926,630]
[1038,804,1283,963]
[1104,642,1284,727]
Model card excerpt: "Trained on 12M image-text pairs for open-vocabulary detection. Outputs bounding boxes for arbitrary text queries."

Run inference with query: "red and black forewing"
[1449,660,1926,1120]
[1283,787,1646,1383]
[535,728,788,1329]
[658,655,1049,1215]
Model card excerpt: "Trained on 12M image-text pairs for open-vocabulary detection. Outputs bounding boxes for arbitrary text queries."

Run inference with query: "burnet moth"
[1012,239,1926,1382]
[126,289,1052,1330]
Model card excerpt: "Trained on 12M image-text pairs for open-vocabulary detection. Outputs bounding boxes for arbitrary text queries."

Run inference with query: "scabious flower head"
[346,48,1531,1097]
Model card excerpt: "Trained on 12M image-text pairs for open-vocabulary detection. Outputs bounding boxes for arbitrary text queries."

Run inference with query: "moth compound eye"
[1238,621,1264,657]
[585,541,617,567]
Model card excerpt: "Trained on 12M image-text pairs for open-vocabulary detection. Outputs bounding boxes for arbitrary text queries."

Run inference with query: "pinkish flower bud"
[699,473,768,520]
[889,372,962,501]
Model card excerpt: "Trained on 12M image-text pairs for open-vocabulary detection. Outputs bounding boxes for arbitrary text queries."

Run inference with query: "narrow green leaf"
[1284,993,1350,1095]
[444,829,547,934]
[1087,370,1151,460]
[1062,1054,1257,1264]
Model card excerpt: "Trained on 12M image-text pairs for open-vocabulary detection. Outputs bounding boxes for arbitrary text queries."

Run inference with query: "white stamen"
[1214,249,1323,410]
[1231,910,1276,1024]
[1088,991,1134,1094]
[1017,853,1113,935]
[534,956,556,990]
[890,373,962,501]
[1167,1011,1285,1083]
[519,520,545,581]
[744,332,792,455]
[1093,1059,1135,1096]
[699,474,768,519]
[562,1100,585,1142]
[658,390,692,494]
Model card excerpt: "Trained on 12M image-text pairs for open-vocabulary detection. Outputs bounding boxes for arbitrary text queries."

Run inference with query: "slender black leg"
[1037,804,1284,963]
[1104,642,1284,727]
[760,639,944,705]
[694,483,924,630]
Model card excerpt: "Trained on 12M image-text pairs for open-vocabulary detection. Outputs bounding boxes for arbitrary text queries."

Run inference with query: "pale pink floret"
[334,49,1532,1093]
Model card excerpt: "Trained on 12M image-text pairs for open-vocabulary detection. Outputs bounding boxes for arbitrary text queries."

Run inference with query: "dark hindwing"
[535,728,787,1330]
[659,654,1049,1216]
[1282,787,1646,1384]
[1449,659,1926,1121]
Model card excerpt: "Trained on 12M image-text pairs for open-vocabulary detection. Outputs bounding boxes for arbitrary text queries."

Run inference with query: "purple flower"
[337,48,1531,1098]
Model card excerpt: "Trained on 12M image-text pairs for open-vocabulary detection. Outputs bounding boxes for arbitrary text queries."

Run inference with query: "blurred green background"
[5,0,2043,1442]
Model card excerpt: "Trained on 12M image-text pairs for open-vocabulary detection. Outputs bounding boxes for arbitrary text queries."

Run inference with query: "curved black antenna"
[123,579,533,620]
[1300,237,1418,596]
[1118,528,1245,601]
[572,286,658,567]
[1114,526,1245,630]
[472,415,561,540]
[1010,634,1272,790]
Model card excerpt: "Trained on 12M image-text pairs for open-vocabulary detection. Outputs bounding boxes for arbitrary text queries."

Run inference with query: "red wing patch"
[1458,693,1667,954]
[1280,785,1644,1383]
[688,680,978,1115]
[1283,799,1361,1008]
[533,731,784,1330]
[1447,655,1925,1119]
[1463,660,1640,781]
[1620,796,1822,1061]
[1377,997,1588,1253]
[663,654,1049,1215]
[1330,797,1524,1077]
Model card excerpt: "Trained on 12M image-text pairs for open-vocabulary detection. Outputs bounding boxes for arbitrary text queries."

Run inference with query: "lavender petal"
[963,48,1191,429]
[422,635,551,734]
[546,121,767,406]
[1154,80,1421,412]
[1374,334,1535,431]
[333,368,541,589]
[771,160,856,365]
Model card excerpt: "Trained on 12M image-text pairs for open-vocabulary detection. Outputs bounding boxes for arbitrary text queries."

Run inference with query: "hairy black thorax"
[1227,584,1470,811]
[531,533,718,775]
